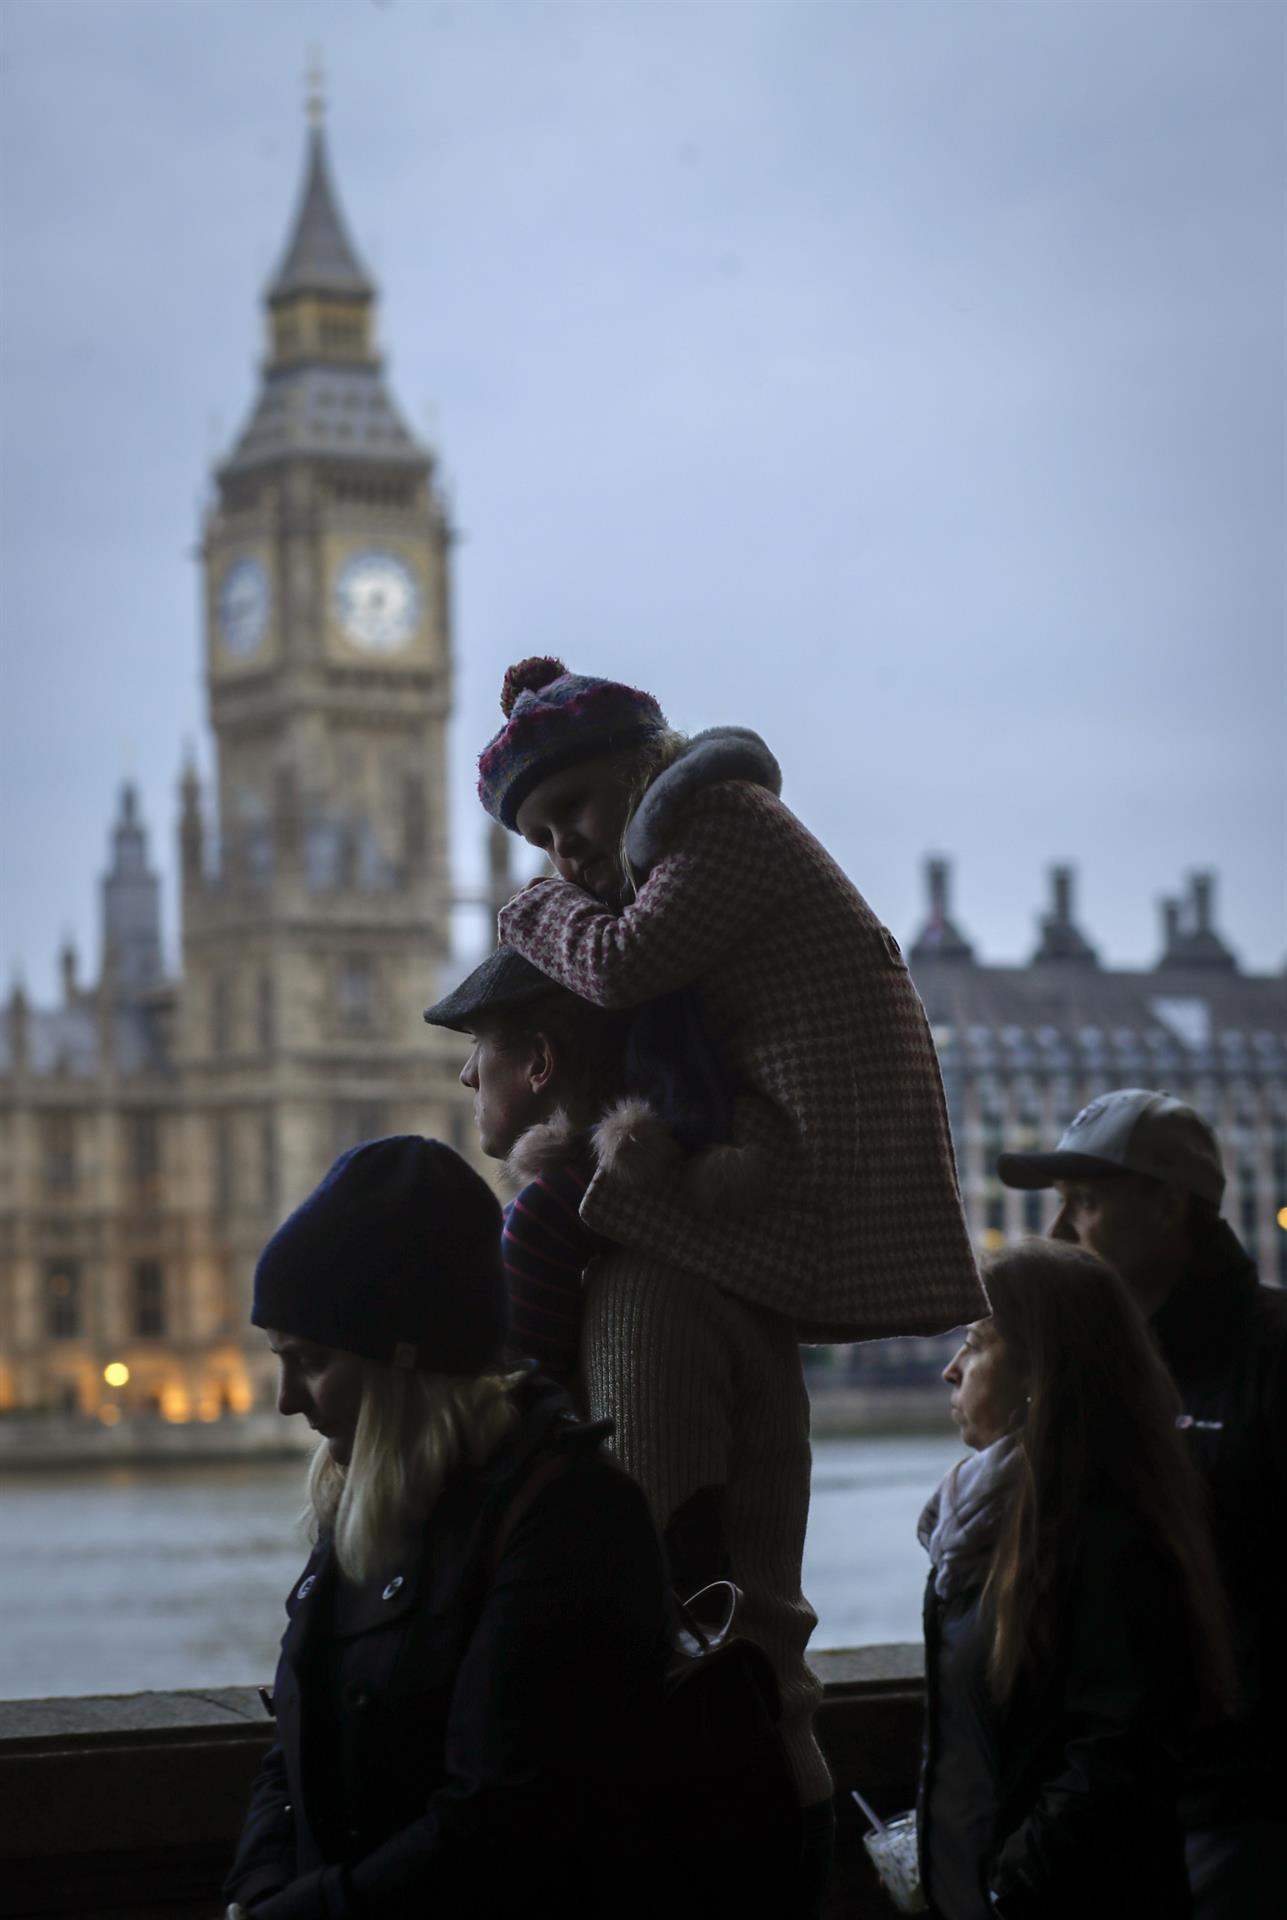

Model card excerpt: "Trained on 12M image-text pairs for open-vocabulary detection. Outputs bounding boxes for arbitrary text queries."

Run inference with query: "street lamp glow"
[1277,1206,1287,1232]
[103,1362,130,1388]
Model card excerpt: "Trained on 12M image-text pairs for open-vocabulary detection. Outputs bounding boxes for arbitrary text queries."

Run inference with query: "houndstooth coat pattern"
[497,732,984,1341]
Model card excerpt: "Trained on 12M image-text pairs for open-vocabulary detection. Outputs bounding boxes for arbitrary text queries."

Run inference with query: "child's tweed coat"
[498,731,984,1342]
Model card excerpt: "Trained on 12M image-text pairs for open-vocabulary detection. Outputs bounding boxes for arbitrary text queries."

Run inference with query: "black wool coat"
[920,1500,1194,1920]
[1151,1218,1287,1825]
[225,1379,672,1920]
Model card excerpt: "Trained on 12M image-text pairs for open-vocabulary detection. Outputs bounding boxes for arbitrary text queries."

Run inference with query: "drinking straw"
[850,1787,887,1835]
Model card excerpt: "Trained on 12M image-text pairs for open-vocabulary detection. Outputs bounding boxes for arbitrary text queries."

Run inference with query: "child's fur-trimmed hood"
[625,728,781,879]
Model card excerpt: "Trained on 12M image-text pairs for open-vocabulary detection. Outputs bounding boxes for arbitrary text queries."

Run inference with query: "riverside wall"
[0,1647,924,1919]
[0,1389,950,1466]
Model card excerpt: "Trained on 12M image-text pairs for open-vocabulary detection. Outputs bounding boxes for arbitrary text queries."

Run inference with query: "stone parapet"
[1,1648,925,1918]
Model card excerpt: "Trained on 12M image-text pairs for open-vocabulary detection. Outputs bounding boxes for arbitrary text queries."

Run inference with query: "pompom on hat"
[478,656,667,829]
[252,1137,508,1374]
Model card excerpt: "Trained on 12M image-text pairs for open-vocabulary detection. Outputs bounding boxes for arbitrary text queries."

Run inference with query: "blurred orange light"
[1277,1206,1287,1232]
[103,1362,130,1387]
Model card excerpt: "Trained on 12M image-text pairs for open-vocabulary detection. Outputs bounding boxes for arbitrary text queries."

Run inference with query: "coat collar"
[624,728,781,878]
[1151,1217,1259,1380]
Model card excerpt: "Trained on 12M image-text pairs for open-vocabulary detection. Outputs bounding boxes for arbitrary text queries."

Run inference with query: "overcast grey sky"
[2,0,1284,1000]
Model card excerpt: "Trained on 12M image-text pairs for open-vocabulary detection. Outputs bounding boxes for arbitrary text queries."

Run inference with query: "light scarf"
[917,1434,1021,1604]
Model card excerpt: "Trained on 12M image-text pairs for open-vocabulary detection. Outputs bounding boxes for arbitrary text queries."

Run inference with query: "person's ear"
[526,1031,557,1097]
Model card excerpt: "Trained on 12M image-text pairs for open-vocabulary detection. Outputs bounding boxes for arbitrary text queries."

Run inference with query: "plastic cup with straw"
[851,1788,926,1913]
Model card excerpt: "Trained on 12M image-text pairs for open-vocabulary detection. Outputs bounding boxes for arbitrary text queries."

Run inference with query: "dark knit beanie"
[477,656,667,829]
[251,1137,508,1374]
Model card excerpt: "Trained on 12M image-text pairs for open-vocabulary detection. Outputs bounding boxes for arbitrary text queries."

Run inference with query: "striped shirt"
[502,1159,606,1389]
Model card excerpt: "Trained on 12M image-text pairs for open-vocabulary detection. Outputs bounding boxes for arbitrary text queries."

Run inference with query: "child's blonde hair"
[617,727,690,897]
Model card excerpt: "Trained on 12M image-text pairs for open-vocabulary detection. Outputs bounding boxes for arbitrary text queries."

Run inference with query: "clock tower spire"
[188,82,461,1362]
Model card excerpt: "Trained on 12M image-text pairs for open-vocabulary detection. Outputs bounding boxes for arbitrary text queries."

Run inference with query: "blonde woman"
[223,1136,673,1920]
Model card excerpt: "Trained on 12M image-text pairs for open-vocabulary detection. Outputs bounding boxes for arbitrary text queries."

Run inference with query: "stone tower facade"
[182,100,471,1408]
[0,101,480,1423]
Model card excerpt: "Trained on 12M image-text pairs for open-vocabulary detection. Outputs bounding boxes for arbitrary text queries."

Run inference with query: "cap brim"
[423,947,560,1033]
[996,1150,1131,1191]
[421,995,475,1034]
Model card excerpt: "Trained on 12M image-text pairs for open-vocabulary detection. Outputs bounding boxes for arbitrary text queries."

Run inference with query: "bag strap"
[489,1451,572,1575]
[673,1578,742,1656]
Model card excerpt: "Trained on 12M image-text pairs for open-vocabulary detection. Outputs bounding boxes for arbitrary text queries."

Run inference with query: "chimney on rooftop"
[1154,871,1238,972]
[1032,863,1098,967]
[908,855,975,965]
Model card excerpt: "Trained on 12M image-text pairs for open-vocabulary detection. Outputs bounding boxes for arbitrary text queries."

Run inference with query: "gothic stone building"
[2,123,1285,1423]
[0,110,509,1422]
[840,859,1287,1384]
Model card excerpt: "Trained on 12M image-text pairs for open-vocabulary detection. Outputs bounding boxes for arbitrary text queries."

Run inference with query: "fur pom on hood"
[505,1096,769,1218]
[592,1097,767,1218]
[625,727,781,879]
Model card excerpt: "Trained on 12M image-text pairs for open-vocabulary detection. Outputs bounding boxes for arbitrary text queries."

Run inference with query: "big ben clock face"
[333,551,421,653]
[218,556,270,657]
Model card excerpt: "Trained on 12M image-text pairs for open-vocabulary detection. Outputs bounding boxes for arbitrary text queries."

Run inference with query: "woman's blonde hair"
[307,1363,522,1582]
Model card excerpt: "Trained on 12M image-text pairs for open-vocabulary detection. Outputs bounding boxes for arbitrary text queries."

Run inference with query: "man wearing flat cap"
[999,1088,1287,1918]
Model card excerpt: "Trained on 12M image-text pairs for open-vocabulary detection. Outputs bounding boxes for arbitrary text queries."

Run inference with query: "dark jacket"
[920,1500,1193,1920]
[1152,1218,1287,1824]
[225,1378,671,1919]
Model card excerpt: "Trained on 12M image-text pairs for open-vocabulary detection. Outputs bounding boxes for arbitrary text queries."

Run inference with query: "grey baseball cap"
[423,946,560,1035]
[997,1088,1225,1208]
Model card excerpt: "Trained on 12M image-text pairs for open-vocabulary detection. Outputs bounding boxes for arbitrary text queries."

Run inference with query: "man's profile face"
[1049,1174,1176,1297]
[458,1022,548,1160]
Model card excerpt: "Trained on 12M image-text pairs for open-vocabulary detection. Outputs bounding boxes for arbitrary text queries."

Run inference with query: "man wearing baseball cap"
[999,1088,1287,1918]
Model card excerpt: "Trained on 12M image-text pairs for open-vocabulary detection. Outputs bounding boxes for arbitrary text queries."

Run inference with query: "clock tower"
[183,84,469,1398]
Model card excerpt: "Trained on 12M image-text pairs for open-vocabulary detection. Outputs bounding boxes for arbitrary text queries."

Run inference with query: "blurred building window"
[257,972,275,1054]
[45,1260,81,1340]
[214,1115,234,1213]
[333,1103,386,1155]
[212,975,231,1057]
[338,956,375,1031]
[130,1111,161,1199]
[133,1260,166,1338]
[41,1114,77,1194]
[262,1112,277,1213]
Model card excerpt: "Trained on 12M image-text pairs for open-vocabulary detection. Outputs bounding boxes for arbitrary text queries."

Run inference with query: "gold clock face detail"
[333,551,421,653]
[218,557,270,656]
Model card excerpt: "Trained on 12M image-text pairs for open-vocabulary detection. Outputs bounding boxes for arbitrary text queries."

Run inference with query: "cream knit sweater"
[580,1246,832,1810]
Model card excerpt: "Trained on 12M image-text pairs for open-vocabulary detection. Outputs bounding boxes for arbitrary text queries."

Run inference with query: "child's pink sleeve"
[497,785,773,1008]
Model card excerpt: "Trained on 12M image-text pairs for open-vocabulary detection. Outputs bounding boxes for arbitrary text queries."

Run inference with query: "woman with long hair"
[918,1238,1234,1920]
[223,1135,674,1920]
[475,656,986,1913]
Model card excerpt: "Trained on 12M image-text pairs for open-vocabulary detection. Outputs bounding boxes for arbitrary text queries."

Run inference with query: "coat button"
[297,1575,316,1599]
[381,1575,404,1600]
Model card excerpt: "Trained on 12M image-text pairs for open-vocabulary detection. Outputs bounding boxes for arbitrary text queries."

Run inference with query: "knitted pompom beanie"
[252,1136,508,1374]
[477,657,666,828]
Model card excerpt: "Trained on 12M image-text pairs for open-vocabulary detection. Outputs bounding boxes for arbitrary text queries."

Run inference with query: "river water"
[0,1432,962,1701]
